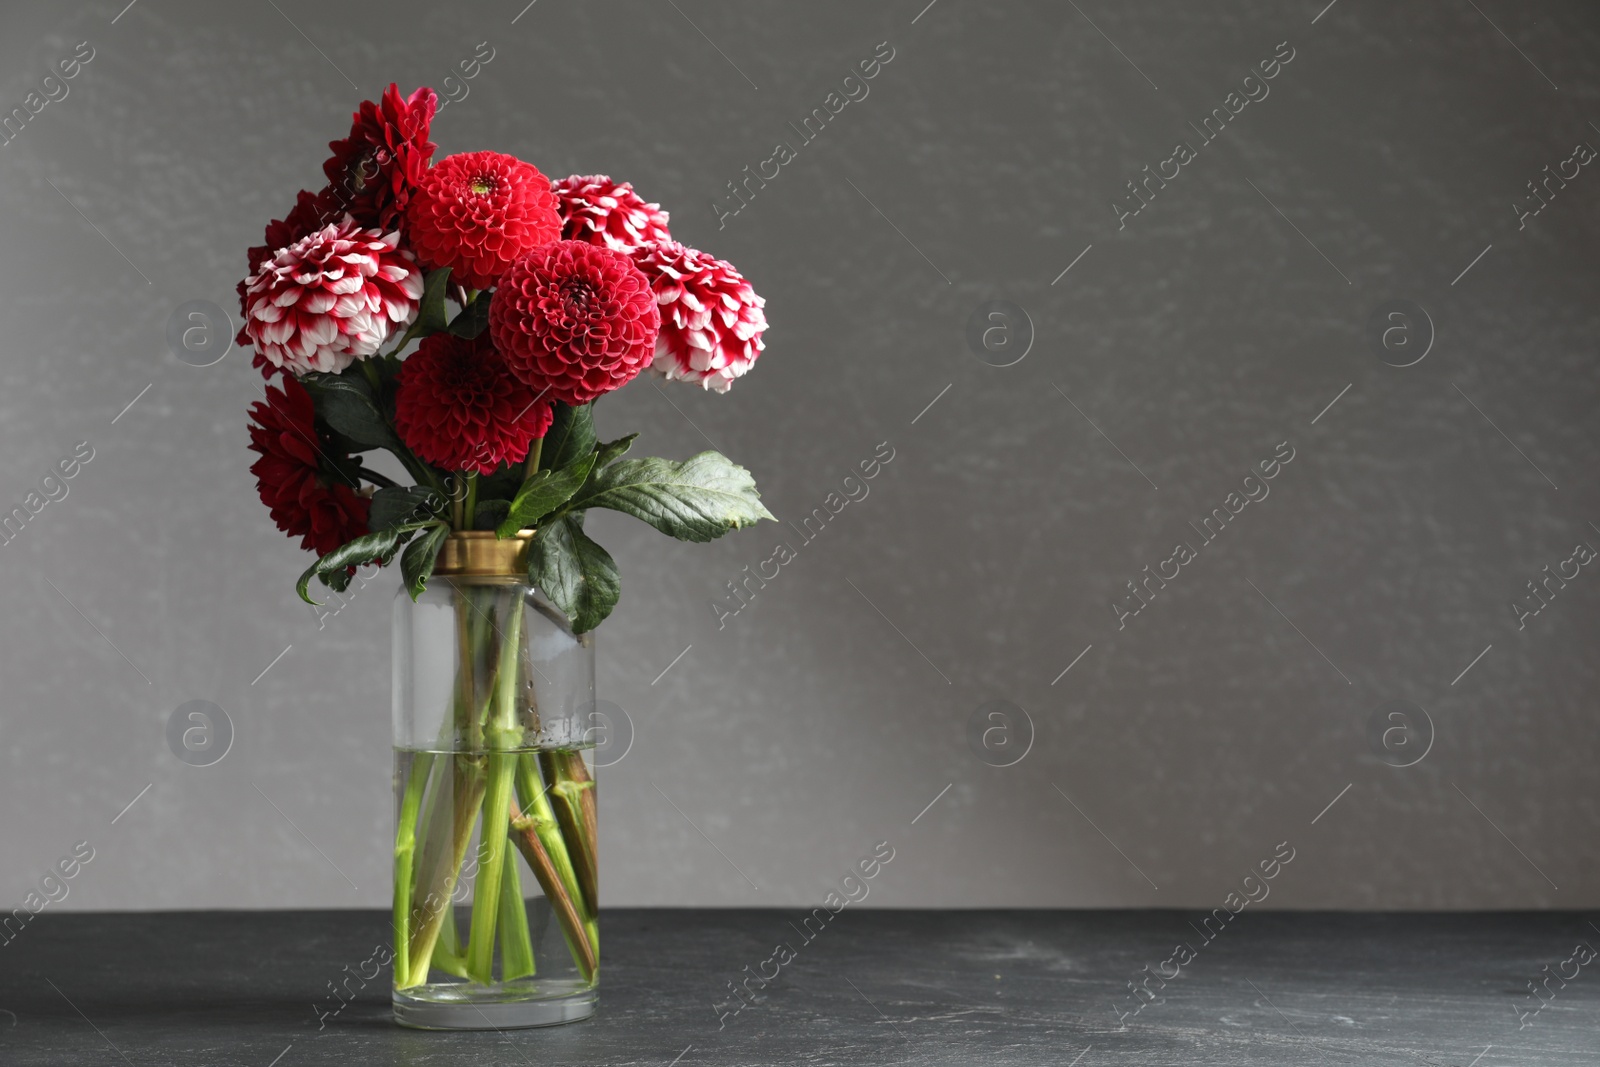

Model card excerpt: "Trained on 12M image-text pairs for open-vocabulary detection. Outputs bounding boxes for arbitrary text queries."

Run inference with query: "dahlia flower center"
[560,278,597,312]
[469,174,497,196]
[350,153,374,191]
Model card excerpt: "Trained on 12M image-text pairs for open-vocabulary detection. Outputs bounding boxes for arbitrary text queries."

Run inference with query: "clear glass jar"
[391,532,598,1030]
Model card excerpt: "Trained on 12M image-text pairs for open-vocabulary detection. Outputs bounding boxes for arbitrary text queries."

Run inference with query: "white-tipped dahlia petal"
[633,241,768,392]
[551,174,673,256]
[242,220,421,376]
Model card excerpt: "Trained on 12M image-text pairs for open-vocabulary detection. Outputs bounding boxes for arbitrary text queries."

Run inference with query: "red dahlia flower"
[552,174,672,255]
[393,332,555,476]
[322,84,438,231]
[489,240,660,406]
[247,377,370,557]
[406,151,561,290]
[242,220,423,377]
[634,242,767,393]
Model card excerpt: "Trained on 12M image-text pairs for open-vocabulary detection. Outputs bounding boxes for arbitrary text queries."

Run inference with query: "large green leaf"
[527,516,619,634]
[592,433,638,474]
[447,292,492,339]
[541,403,596,473]
[301,374,398,451]
[400,522,451,600]
[572,451,774,542]
[296,523,429,604]
[497,453,597,538]
[369,486,444,531]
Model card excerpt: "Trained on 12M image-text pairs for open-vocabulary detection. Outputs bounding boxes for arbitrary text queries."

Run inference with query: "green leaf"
[526,516,619,634]
[497,453,597,537]
[572,451,775,542]
[415,267,454,336]
[322,565,354,594]
[296,523,428,604]
[322,427,370,457]
[592,433,639,473]
[301,374,398,451]
[369,486,445,531]
[400,523,451,600]
[472,499,511,531]
[541,403,596,473]
[447,292,492,339]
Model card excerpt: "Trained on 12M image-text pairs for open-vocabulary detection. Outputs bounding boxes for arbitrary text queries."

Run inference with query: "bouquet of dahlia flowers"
[238,85,772,995]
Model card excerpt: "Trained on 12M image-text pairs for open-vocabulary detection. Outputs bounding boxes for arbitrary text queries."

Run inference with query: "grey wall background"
[1,0,1597,913]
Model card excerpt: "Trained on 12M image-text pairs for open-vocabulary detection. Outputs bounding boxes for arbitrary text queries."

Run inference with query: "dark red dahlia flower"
[247,377,371,557]
[393,332,555,476]
[634,241,768,393]
[552,174,672,255]
[322,84,438,231]
[405,151,561,291]
[489,240,660,407]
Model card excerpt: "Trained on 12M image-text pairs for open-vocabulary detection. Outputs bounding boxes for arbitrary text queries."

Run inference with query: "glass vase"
[391,531,598,1030]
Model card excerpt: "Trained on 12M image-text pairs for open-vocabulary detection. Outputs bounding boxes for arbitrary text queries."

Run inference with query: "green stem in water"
[391,751,435,989]
[405,754,485,987]
[543,751,599,917]
[404,586,497,987]
[513,755,597,978]
[497,845,536,981]
[428,940,470,980]
[509,792,596,982]
[464,589,526,983]
[466,753,515,983]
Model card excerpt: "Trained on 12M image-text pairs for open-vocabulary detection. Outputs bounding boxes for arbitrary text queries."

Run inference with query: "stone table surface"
[1,909,1594,1065]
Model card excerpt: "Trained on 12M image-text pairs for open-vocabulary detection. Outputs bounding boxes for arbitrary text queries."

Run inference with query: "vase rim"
[434,529,535,577]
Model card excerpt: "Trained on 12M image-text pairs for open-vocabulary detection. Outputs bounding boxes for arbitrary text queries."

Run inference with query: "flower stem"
[403,585,494,987]
[515,753,596,968]
[465,588,525,983]
[428,941,470,979]
[466,752,515,983]
[357,465,400,489]
[509,785,596,983]
[405,754,484,987]
[497,846,536,981]
[522,437,544,483]
[542,751,599,916]
[391,750,435,989]
[463,472,479,530]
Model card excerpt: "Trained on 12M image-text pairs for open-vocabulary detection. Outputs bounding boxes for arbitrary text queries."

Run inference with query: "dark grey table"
[1,910,1593,1065]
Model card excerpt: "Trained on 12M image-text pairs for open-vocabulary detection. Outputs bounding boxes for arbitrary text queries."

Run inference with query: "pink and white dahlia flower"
[242,220,423,376]
[552,174,672,255]
[634,241,767,393]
